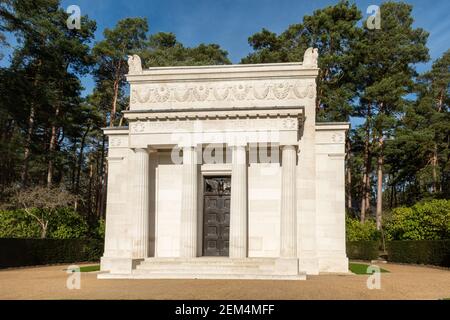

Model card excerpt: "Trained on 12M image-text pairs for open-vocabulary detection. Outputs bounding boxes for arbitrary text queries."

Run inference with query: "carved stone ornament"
[110,137,122,147]
[331,133,345,144]
[128,54,142,75]
[303,47,319,68]
[130,82,316,105]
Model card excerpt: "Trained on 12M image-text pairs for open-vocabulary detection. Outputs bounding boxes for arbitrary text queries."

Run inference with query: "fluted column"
[132,148,150,259]
[180,146,198,257]
[280,145,297,258]
[230,144,248,258]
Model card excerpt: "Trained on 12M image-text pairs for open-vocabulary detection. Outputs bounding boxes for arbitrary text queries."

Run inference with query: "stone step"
[134,258,300,278]
[141,258,277,265]
[137,259,277,270]
[137,264,263,271]
[137,259,275,269]
[133,268,280,275]
[98,272,306,281]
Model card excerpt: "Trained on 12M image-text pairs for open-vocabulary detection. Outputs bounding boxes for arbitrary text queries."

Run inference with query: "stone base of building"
[318,256,349,273]
[100,257,143,274]
[98,257,306,280]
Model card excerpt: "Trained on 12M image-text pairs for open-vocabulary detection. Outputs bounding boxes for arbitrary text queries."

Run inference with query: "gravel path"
[0,262,449,300]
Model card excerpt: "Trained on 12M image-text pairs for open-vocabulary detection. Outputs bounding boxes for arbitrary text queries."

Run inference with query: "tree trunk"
[75,124,91,193]
[96,134,107,217]
[40,223,48,239]
[110,79,119,127]
[346,138,352,211]
[47,106,60,187]
[431,145,438,193]
[21,105,35,186]
[431,89,444,193]
[70,139,78,191]
[88,160,94,217]
[360,104,372,223]
[110,60,122,127]
[376,133,384,230]
[365,170,371,212]
[22,60,42,186]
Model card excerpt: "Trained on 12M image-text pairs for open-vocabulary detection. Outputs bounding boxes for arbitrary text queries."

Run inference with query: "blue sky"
[2,0,450,98]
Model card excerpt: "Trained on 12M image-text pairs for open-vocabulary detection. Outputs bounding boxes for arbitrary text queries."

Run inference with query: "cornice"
[126,62,319,84]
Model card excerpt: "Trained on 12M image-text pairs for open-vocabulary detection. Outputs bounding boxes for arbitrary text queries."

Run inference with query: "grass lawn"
[349,262,389,275]
[74,263,389,274]
[76,265,100,273]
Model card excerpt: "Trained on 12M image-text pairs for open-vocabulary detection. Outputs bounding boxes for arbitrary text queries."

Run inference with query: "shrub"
[384,200,450,240]
[0,210,41,238]
[0,207,90,239]
[346,217,380,241]
[387,240,450,267]
[48,208,89,239]
[0,238,104,269]
[96,219,105,239]
[347,241,380,260]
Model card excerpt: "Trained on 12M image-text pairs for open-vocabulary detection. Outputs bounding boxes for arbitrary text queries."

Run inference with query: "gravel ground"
[0,262,449,300]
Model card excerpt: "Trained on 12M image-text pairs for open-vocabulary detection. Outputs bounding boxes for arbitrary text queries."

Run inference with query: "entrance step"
[98,272,305,280]
[116,257,307,280]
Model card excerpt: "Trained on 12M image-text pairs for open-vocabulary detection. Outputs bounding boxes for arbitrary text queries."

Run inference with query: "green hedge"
[387,240,450,267]
[347,241,380,260]
[0,238,104,269]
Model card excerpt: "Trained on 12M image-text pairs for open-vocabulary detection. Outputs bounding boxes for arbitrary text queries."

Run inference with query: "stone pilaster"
[132,148,150,259]
[180,146,198,257]
[230,144,248,258]
[280,145,297,257]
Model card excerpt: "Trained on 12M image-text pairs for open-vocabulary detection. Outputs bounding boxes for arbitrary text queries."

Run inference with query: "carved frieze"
[129,118,300,135]
[316,131,346,145]
[130,81,316,105]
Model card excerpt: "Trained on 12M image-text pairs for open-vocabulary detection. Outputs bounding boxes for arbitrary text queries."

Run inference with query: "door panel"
[203,177,231,257]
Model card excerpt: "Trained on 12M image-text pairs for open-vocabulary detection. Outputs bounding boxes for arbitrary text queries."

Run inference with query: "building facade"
[99,48,349,280]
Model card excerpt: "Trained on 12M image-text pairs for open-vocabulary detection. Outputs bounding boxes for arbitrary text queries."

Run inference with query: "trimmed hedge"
[387,240,450,267]
[0,238,103,269]
[347,241,380,260]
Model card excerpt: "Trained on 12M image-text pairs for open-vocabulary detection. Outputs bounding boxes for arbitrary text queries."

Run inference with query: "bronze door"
[203,177,231,257]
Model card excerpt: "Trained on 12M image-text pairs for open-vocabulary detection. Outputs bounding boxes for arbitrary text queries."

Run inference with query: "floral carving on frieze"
[131,81,316,104]
[131,121,146,133]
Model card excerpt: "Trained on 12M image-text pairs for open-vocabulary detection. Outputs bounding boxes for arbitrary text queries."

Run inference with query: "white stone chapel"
[99,48,349,280]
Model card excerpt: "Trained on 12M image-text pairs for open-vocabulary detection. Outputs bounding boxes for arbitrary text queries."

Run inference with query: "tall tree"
[1,0,96,186]
[357,2,429,228]
[242,0,362,122]
[93,18,148,128]
[385,50,449,203]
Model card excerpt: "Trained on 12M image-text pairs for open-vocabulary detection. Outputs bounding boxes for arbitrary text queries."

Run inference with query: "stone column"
[230,144,248,258]
[180,146,198,257]
[132,148,150,259]
[280,145,297,257]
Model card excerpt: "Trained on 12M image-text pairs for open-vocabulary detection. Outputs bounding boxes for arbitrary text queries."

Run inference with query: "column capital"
[133,147,149,154]
[279,143,298,148]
